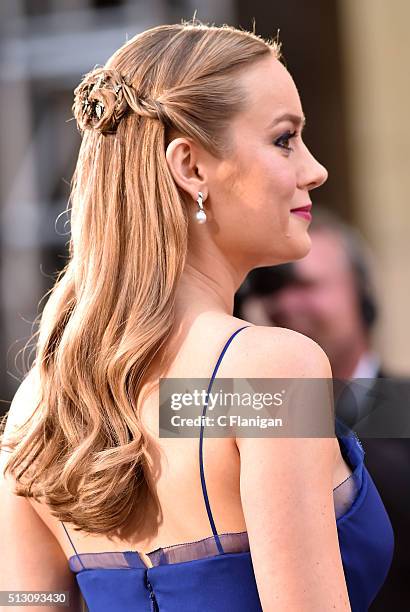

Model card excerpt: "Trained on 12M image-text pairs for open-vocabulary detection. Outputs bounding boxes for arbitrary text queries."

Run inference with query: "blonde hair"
[0,20,281,536]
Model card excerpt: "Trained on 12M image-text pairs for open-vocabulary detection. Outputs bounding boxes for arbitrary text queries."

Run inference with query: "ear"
[165,137,208,202]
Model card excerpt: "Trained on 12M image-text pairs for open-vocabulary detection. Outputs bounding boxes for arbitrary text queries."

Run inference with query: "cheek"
[232,155,297,218]
[211,147,298,250]
[265,159,296,200]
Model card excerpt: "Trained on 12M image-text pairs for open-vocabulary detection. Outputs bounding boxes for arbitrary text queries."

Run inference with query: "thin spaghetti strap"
[61,521,86,570]
[199,325,251,555]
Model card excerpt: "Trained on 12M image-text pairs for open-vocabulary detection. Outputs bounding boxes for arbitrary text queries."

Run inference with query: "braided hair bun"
[73,66,167,134]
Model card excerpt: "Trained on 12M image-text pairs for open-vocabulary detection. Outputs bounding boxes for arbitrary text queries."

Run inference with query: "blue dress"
[62,326,394,611]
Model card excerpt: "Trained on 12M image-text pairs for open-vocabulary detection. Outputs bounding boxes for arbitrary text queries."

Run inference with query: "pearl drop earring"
[195,191,207,224]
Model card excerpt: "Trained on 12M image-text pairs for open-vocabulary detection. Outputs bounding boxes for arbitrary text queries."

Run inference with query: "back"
[1,319,393,611]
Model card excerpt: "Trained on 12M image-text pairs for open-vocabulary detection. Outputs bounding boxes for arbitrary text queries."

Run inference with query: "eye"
[274,130,297,152]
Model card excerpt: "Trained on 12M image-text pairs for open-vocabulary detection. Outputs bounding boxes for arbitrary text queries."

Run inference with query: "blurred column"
[0,0,43,396]
[337,0,410,374]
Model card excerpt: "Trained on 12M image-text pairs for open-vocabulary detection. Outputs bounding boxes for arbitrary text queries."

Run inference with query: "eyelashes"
[274,130,297,152]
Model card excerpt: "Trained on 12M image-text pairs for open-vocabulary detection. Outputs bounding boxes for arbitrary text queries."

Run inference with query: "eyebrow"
[267,113,306,129]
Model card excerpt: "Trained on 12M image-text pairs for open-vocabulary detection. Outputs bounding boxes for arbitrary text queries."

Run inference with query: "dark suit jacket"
[354,369,410,610]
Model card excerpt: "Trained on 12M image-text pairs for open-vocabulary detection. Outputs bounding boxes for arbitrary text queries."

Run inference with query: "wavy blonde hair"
[0,20,281,536]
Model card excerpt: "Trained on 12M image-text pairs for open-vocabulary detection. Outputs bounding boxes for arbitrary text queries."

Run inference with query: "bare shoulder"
[1,366,48,503]
[217,323,348,608]
[217,319,337,452]
[1,368,41,459]
[0,370,81,607]
[218,321,332,379]
[0,368,56,521]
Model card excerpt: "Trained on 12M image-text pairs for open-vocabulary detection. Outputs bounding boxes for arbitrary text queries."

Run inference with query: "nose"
[298,141,328,191]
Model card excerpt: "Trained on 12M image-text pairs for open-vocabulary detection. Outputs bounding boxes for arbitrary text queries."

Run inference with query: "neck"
[329,335,370,379]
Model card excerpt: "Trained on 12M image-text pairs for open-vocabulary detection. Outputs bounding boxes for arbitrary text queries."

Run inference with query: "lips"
[290,204,312,213]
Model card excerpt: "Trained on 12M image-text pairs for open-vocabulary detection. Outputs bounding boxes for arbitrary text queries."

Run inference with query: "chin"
[289,235,312,261]
[255,233,311,267]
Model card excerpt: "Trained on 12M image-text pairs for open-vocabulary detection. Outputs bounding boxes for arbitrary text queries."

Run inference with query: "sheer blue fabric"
[62,325,394,611]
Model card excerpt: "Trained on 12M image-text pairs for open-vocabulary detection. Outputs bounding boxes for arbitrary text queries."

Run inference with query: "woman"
[0,21,394,611]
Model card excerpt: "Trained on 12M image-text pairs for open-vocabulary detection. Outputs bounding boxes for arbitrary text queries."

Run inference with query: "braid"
[72,66,168,134]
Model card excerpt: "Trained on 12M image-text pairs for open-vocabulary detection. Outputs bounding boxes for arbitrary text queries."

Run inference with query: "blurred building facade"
[0,0,409,408]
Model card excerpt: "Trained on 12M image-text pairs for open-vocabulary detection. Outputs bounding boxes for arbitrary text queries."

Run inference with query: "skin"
[161,54,351,609]
[247,229,370,379]
[0,52,353,611]
[165,51,328,325]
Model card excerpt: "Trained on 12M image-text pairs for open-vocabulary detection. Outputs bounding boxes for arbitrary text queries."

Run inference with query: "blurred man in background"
[234,207,410,610]
[235,207,381,379]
